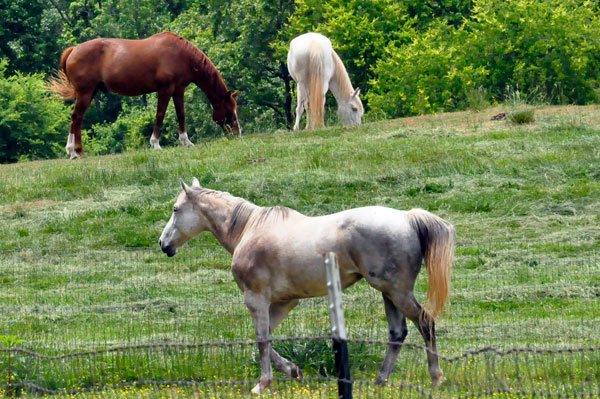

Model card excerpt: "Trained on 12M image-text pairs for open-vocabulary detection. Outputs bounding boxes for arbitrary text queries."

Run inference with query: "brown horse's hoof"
[69,153,79,160]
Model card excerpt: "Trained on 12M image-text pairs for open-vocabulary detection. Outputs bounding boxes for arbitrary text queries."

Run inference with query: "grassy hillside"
[1,105,599,397]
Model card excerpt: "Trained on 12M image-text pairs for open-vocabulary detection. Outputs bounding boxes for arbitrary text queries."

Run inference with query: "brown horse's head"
[213,90,241,135]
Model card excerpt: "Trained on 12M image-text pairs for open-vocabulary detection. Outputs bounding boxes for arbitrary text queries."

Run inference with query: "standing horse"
[49,31,240,160]
[287,32,364,130]
[159,178,455,394]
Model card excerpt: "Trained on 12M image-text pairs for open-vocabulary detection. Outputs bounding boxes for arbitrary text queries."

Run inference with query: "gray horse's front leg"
[245,290,273,394]
[269,300,303,381]
[376,295,408,384]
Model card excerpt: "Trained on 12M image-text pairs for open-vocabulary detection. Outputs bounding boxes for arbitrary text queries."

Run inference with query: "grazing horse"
[287,32,364,130]
[49,31,240,159]
[159,178,455,394]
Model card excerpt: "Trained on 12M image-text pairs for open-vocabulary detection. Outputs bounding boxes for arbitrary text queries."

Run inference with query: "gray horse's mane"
[191,187,291,239]
[229,200,291,239]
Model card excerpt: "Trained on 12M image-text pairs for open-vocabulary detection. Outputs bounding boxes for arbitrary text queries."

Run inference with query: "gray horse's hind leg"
[269,300,304,381]
[375,294,408,384]
[412,309,445,386]
[390,294,445,387]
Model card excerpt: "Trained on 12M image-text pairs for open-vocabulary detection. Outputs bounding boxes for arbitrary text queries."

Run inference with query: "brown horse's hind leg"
[375,294,408,385]
[268,300,303,381]
[67,91,93,160]
[172,89,193,147]
[391,294,445,387]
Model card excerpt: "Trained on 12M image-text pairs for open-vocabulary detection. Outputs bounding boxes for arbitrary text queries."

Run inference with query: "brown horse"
[49,31,240,159]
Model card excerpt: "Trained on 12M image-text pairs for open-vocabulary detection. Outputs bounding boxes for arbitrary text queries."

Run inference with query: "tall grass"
[1,105,599,397]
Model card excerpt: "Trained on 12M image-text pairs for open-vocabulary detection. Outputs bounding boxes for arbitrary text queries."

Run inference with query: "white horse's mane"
[331,50,354,97]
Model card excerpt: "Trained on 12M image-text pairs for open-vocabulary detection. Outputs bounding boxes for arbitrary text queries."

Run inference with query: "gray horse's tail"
[407,209,455,319]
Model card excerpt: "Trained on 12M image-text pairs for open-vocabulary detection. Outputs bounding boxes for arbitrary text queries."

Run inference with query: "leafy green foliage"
[171,0,295,132]
[0,60,70,163]
[368,0,600,118]
[279,0,411,106]
[2,0,600,162]
[0,0,64,75]
[367,22,487,116]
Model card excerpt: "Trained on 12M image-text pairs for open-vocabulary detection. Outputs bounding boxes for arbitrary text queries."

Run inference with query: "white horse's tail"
[407,209,455,319]
[307,43,325,129]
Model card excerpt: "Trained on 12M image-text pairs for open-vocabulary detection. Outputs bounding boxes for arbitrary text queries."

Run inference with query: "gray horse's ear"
[352,88,360,98]
[192,177,201,188]
[180,179,191,196]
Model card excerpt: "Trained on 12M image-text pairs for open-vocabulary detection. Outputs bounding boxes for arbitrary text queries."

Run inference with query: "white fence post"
[325,252,352,399]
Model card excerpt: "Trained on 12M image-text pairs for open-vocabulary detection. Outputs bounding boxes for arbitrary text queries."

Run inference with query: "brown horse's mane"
[164,32,230,103]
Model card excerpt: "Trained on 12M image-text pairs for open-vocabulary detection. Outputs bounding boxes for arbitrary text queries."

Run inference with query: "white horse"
[287,32,364,130]
[159,179,455,394]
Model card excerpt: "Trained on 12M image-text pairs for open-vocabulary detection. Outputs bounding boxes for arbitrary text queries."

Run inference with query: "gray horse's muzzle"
[158,238,177,257]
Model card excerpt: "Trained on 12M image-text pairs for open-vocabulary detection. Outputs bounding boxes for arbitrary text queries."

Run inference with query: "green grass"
[0,105,599,397]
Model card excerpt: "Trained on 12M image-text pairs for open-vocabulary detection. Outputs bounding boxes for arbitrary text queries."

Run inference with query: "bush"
[367,0,600,118]
[82,105,155,156]
[508,108,535,124]
[0,60,70,163]
[367,22,487,116]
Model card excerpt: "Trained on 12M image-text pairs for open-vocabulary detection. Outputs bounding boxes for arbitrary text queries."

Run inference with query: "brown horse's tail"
[48,47,76,100]
[407,209,455,319]
[307,42,325,129]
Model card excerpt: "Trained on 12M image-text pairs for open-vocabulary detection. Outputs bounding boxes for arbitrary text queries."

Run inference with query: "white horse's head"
[337,88,364,126]
[159,178,210,257]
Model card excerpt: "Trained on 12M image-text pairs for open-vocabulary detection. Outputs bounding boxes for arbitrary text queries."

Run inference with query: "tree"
[171,0,295,131]
[0,0,64,75]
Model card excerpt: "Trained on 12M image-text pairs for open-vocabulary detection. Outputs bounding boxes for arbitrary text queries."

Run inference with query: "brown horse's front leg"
[244,290,273,394]
[172,89,193,147]
[68,92,93,159]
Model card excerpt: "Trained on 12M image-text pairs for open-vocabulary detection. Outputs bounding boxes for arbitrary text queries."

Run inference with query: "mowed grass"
[0,105,599,397]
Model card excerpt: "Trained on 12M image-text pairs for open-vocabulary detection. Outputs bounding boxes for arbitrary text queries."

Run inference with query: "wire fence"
[2,340,599,397]
[1,239,599,397]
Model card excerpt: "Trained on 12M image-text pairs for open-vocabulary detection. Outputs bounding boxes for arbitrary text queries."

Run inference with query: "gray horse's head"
[159,178,210,257]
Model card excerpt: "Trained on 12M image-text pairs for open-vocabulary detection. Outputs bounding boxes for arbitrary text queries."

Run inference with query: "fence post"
[325,252,352,399]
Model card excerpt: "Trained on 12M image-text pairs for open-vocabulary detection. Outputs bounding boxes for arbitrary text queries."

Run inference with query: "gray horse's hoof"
[432,372,446,387]
[292,366,304,382]
[374,375,388,386]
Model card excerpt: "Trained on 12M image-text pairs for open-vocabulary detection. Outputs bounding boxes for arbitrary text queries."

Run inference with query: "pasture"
[0,105,599,397]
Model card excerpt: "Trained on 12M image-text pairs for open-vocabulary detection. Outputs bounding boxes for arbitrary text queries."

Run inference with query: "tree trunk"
[280,61,293,129]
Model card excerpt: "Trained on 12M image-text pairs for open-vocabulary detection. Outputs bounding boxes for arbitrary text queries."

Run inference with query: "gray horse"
[159,178,455,394]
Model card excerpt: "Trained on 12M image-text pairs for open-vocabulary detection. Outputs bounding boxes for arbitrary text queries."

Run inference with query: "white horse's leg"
[245,290,273,394]
[178,131,194,147]
[375,295,408,385]
[269,300,303,380]
[294,83,307,131]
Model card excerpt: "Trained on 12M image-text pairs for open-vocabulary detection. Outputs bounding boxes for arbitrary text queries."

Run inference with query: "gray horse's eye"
[351,106,358,112]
